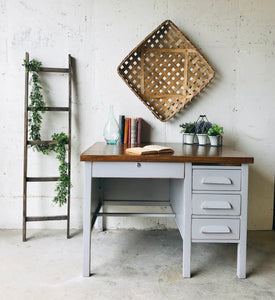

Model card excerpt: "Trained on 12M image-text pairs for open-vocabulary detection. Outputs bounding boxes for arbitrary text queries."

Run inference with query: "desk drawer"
[192,194,241,216]
[92,162,184,178]
[193,169,241,191]
[192,218,240,240]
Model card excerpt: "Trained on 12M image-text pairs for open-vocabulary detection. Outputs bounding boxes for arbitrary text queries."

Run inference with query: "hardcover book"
[119,115,125,144]
[131,118,137,144]
[137,118,142,145]
[124,118,129,144]
[125,145,174,155]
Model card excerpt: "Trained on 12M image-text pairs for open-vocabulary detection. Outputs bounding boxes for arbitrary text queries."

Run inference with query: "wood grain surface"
[80,142,254,164]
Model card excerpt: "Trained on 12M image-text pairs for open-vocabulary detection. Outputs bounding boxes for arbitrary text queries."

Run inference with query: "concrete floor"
[0,229,275,300]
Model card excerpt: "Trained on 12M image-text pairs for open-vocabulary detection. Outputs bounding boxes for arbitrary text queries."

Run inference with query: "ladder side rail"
[67,54,72,238]
[23,52,29,242]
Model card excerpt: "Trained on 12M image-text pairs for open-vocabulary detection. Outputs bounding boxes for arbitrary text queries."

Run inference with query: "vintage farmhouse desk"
[80,142,253,278]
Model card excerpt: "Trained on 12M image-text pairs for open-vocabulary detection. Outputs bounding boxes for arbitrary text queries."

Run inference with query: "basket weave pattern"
[118,20,215,122]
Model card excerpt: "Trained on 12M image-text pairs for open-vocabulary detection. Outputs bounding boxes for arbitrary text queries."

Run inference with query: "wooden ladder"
[23,52,72,241]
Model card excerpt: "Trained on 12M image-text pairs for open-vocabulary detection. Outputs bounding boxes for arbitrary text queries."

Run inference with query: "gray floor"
[1,229,275,300]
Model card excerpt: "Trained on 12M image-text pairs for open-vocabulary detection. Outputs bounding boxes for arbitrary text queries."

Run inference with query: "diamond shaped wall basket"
[117,20,215,122]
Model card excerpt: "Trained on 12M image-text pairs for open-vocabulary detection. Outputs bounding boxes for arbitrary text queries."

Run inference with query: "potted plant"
[207,124,223,146]
[195,120,212,145]
[179,122,196,144]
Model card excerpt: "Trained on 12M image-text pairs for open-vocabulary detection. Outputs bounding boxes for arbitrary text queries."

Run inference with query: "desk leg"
[237,236,247,279]
[83,162,92,277]
[170,164,192,278]
[97,207,103,232]
[183,162,192,278]
[237,164,249,279]
[97,180,104,232]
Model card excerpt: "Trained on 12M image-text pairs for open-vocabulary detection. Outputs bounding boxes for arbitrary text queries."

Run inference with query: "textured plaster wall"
[0,0,274,230]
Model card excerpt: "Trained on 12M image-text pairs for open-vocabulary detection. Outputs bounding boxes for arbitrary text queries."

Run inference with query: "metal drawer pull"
[201,201,232,210]
[202,176,232,185]
[136,162,141,168]
[201,225,231,234]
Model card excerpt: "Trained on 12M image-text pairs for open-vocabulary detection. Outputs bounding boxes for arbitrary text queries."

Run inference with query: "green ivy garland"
[23,59,71,207]
[52,132,70,206]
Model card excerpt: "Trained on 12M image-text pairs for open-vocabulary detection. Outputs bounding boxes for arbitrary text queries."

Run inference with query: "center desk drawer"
[193,169,241,191]
[92,162,185,178]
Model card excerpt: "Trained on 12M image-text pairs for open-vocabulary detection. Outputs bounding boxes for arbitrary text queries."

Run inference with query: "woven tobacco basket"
[117,20,215,122]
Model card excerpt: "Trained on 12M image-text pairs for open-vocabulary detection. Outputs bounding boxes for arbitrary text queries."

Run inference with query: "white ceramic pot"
[209,135,222,147]
[196,134,209,145]
[183,133,195,144]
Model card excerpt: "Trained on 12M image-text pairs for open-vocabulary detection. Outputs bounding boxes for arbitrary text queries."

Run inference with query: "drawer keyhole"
[136,162,142,168]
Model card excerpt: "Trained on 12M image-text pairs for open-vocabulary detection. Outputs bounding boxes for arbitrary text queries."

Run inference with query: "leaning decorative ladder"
[23,52,72,241]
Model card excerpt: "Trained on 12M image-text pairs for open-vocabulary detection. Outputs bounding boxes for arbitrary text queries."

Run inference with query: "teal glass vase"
[103,105,120,144]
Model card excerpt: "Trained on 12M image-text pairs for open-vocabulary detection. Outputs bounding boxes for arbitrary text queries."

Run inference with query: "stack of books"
[119,116,142,145]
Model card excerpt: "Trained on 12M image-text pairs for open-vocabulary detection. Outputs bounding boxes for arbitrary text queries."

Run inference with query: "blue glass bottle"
[103,105,120,144]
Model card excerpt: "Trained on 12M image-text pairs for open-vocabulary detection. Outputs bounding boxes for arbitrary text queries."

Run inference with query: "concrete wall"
[1,0,274,230]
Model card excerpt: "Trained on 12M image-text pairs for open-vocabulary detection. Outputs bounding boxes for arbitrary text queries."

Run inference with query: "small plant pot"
[209,135,222,147]
[196,134,209,145]
[183,133,195,144]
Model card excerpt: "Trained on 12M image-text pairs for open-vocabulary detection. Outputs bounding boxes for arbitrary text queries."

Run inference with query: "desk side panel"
[170,179,184,237]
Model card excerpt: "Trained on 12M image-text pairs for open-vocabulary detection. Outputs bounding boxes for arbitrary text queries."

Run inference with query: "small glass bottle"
[103,105,120,144]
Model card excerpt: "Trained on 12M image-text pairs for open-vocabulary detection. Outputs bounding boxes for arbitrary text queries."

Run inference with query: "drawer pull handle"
[136,162,141,168]
[202,176,232,185]
[201,201,232,210]
[201,225,231,234]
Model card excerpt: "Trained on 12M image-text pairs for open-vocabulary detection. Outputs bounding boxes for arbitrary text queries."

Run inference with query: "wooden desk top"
[80,142,254,164]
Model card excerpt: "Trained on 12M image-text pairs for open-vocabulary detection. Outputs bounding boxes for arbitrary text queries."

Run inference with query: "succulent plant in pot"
[179,122,196,144]
[195,120,212,145]
[207,123,223,146]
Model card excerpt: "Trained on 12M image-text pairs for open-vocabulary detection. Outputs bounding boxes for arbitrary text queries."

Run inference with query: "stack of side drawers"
[192,165,242,242]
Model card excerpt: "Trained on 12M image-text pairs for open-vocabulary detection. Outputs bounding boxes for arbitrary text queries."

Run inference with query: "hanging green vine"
[24,59,50,154]
[23,59,71,207]
[52,133,71,206]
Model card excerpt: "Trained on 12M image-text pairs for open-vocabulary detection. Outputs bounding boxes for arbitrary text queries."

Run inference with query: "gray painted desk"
[80,142,253,278]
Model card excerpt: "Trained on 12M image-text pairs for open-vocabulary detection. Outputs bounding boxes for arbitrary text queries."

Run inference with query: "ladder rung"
[27,177,60,182]
[26,216,67,222]
[104,200,170,206]
[27,140,58,145]
[96,213,175,217]
[28,107,69,112]
[39,67,69,73]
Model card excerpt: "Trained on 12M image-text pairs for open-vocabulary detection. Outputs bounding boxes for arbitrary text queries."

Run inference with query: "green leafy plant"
[179,122,196,134]
[23,59,71,206]
[24,59,51,154]
[24,59,42,73]
[52,133,71,207]
[207,124,223,136]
